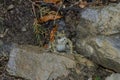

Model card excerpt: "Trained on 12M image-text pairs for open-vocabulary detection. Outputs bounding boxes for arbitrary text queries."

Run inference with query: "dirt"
[0,0,35,79]
[0,0,114,80]
[2,0,35,45]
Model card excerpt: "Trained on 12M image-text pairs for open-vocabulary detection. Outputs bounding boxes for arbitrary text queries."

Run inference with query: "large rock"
[69,3,120,72]
[105,73,120,80]
[7,44,94,80]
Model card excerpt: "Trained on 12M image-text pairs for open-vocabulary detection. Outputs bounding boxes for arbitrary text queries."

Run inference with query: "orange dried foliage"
[38,13,62,23]
[50,25,58,42]
[43,0,61,4]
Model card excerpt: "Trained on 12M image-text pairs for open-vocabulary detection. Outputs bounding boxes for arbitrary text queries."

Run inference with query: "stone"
[7,4,14,10]
[80,3,120,36]
[7,44,95,80]
[21,27,27,32]
[7,44,75,80]
[105,73,120,80]
[66,3,120,72]
[92,35,120,72]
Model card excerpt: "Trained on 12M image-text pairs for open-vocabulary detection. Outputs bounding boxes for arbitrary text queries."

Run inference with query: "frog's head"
[56,30,66,39]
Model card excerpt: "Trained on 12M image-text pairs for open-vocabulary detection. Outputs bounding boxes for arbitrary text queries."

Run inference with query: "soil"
[0,0,113,80]
[3,0,35,45]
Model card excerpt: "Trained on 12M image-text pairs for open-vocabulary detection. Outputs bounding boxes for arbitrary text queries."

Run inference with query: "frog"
[49,30,73,54]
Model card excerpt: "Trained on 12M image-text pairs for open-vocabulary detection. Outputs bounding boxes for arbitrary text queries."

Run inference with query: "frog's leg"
[51,41,57,52]
[67,39,73,54]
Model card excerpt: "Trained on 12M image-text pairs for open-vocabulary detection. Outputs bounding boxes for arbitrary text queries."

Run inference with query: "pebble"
[7,4,14,10]
[21,27,27,32]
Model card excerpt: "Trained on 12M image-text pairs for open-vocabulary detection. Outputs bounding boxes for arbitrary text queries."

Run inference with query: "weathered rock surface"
[68,3,120,72]
[7,44,95,80]
[105,73,120,80]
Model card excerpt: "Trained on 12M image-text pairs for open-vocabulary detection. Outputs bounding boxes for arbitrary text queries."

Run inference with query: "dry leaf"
[79,1,88,8]
[43,0,61,4]
[50,25,58,42]
[38,12,62,23]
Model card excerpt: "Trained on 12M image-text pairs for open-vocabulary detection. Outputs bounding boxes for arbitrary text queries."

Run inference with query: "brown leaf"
[38,12,62,23]
[43,0,61,4]
[50,25,58,42]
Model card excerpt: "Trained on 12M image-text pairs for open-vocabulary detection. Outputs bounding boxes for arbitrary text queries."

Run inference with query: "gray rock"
[7,44,95,80]
[7,44,75,80]
[21,27,27,32]
[92,35,120,72]
[72,3,120,72]
[105,73,120,80]
[80,3,120,36]
[7,4,14,10]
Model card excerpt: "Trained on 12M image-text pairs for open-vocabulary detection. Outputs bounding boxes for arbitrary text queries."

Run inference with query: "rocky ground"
[0,0,119,80]
[0,43,112,80]
[1,0,36,79]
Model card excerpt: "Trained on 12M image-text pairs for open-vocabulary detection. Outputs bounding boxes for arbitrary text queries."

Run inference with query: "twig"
[31,0,83,12]
[29,0,37,18]
[53,0,65,25]
[69,0,82,7]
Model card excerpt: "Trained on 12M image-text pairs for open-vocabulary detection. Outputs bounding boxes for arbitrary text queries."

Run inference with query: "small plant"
[33,19,49,46]
[95,76,101,80]
[31,0,62,47]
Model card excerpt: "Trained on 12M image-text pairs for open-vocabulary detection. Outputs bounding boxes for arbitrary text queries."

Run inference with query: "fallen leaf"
[38,12,62,23]
[43,0,61,4]
[50,25,58,42]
